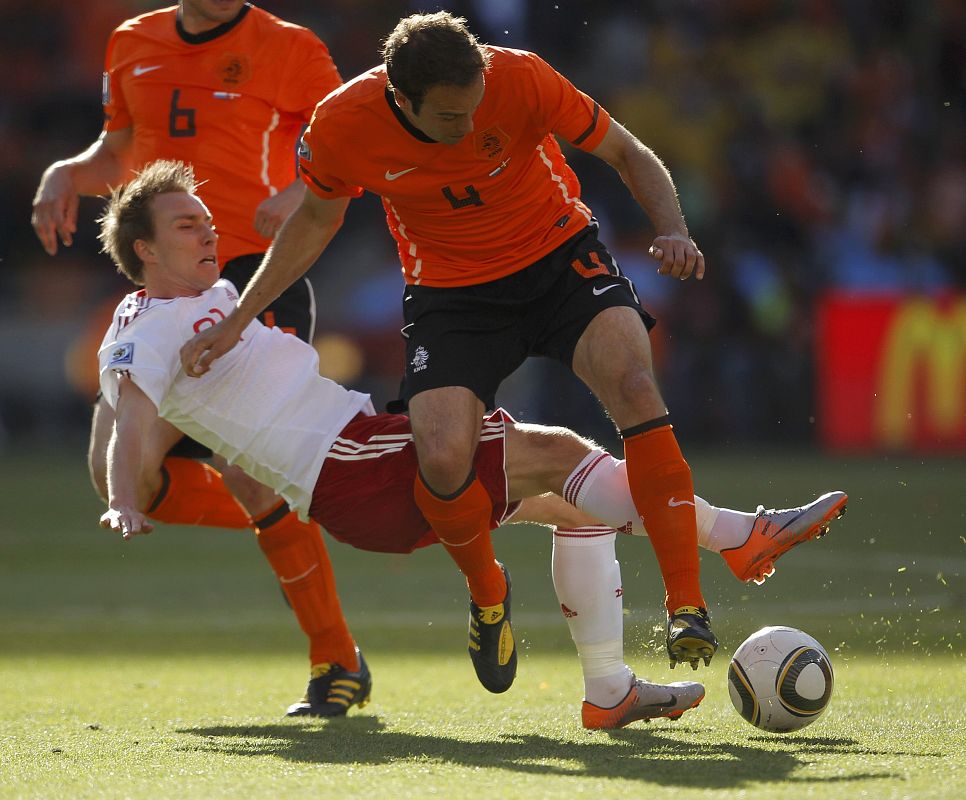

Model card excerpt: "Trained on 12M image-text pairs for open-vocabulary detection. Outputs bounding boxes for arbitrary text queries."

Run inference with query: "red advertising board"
[816,293,966,452]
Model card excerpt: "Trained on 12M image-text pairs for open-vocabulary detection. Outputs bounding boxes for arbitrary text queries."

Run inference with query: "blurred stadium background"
[1,0,963,456]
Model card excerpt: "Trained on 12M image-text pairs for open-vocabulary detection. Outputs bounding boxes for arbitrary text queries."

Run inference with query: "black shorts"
[393,223,655,411]
[220,253,317,342]
[169,252,317,460]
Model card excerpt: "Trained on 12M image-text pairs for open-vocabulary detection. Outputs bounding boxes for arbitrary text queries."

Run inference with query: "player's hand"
[253,182,305,239]
[100,507,154,539]
[179,315,244,377]
[648,233,705,281]
[31,163,79,256]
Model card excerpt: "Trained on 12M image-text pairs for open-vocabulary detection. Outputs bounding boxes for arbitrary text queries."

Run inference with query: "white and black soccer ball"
[728,626,834,733]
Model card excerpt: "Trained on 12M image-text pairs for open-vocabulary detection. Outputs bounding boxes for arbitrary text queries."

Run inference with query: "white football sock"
[562,450,754,552]
[551,527,633,707]
[704,506,757,551]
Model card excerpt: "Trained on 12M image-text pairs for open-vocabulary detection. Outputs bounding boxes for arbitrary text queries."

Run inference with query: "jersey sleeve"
[524,51,611,152]
[297,106,364,200]
[98,317,181,411]
[102,27,131,132]
[275,28,343,121]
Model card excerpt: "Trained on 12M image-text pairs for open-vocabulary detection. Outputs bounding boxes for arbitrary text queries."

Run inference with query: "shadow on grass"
[177,718,921,788]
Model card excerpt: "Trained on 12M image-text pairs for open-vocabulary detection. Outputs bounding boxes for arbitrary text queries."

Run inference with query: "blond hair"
[97,160,199,285]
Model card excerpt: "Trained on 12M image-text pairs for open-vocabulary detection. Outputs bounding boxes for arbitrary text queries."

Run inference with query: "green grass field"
[1,447,963,799]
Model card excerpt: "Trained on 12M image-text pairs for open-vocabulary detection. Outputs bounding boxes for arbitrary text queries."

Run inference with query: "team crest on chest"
[214,53,252,86]
[475,126,509,160]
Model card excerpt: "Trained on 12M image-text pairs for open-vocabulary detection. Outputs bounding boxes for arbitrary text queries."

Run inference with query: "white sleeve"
[97,314,183,410]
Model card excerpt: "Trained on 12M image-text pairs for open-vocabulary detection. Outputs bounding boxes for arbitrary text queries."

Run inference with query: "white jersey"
[98,279,372,517]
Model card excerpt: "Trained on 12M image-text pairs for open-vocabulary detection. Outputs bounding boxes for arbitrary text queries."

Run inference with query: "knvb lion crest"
[475,126,509,160]
[215,53,251,86]
[411,345,429,373]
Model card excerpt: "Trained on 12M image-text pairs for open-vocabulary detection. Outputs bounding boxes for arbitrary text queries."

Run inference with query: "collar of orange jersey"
[384,86,437,144]
[177,2,251,45]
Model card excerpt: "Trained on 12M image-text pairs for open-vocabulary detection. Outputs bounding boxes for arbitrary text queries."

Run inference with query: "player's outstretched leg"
[667,605,718,671]
[286,648,372,717]
[468,562,516,693]
[582,676,705,729]
[721,491,848,585]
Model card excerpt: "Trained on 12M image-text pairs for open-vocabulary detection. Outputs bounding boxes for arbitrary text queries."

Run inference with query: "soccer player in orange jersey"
[180,11,721,689]
[30,1,360,717]
[97,160,847,725]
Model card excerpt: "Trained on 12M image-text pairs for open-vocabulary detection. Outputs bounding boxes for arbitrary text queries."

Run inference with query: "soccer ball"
[728,626,834,733]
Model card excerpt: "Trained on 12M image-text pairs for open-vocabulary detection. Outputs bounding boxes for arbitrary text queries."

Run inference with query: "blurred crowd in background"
[1,0,963,452]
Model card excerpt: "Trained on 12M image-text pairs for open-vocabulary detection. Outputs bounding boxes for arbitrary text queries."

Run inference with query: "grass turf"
[1,447,963,798]
[2,650,961,800]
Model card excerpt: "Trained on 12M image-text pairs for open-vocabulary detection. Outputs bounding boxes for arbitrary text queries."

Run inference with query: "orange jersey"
[299,47,611,287]
[104,4,341,264]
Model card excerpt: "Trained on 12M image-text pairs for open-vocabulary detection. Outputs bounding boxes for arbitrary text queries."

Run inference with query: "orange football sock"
[414,472,506,607]
[253,501,359,671]
[622,418,705,613]
[146,457,249,529]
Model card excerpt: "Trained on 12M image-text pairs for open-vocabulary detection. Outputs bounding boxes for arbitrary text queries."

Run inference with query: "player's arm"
[253,178,307,239]
[99,373,157,539]
[32,128,134,256]
[590,120,705,281]
[180,189,349,376]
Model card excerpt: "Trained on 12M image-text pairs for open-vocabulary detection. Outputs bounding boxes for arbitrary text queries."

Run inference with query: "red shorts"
[309,408,517,554]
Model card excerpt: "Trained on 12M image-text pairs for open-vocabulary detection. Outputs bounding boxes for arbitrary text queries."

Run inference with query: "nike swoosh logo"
[385,167,418,181]
[592,284,621,296]
[133,64,162,77]
[756,510,804,540]
[278,563,318,584]
[642,693,677,708]
[668,497,696,508]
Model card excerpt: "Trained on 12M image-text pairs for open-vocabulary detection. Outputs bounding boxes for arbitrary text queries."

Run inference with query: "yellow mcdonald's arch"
[876,298,966,448]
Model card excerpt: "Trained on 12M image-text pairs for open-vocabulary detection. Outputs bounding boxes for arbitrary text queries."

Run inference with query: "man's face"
[396,74,485,146]
[139,192,219,297]
[179,0,247,32]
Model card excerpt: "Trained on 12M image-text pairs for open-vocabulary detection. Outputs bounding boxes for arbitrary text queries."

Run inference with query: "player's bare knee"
[517,424,592,459]
[412,441,474,495]
[408,389,482,493]
[506,423,598,495]
[409,428,475,494]
[617,367,660,403]
[419,457,477,496]
[609,368,665,422]
[219,467,278,517]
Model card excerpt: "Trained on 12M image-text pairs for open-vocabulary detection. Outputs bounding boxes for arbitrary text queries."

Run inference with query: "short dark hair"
[97,160,199,285]
[382,12,489,114]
